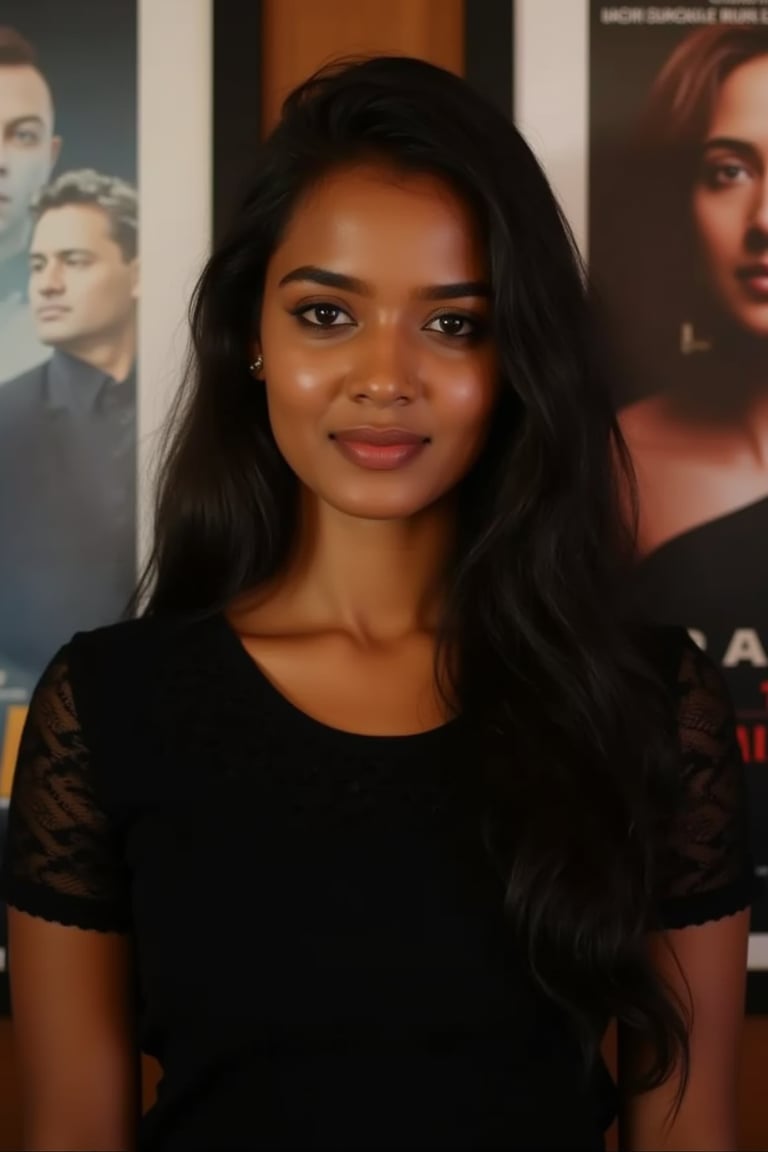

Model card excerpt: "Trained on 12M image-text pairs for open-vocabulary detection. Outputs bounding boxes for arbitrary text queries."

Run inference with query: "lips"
[330,426,430,471]
[332,427,428,446]
[736,264,768,298]
[36,306,70,320]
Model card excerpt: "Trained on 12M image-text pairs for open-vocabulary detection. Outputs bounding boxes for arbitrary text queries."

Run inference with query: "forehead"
[272,164,486,279]
[32,204,116,252]
[0,64,53,127]
[710,54,768,137]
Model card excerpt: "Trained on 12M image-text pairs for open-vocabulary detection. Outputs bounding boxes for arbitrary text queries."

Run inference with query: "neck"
[680,337,768,465]
[58,316,137,382]
[272,489,456,644]
[0,219,31,264]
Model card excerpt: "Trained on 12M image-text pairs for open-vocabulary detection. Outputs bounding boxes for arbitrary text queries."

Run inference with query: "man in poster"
[0,25,60,384]
[0,168,138,680]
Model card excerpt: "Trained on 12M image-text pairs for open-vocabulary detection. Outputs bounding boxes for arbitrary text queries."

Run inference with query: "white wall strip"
[137,0,213,573]
[514,0,589,257]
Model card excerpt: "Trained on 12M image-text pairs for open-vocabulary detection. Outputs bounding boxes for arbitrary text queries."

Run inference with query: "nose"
[36,263,65,296]
[747,176,768,251]
[349,328,417,407]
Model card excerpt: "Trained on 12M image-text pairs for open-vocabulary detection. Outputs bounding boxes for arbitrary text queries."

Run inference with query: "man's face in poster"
[29,203,138,355]
[0,63,60,254]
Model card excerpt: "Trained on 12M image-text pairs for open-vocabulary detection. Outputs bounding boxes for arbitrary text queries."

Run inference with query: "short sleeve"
[655,633,755,930]
[0,646,131,932]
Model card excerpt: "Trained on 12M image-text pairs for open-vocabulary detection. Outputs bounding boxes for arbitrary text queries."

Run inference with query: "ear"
[50,135,62,169]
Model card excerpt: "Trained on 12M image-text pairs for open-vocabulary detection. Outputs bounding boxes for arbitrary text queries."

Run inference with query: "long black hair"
[140,55,688,1097]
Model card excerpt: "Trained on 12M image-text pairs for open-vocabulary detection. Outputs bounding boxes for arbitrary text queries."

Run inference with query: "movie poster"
[501,0,768,991]
[589,0,768,945]
[0,0,138,1011]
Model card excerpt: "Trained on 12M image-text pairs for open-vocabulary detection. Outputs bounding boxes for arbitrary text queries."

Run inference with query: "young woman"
[604,26,768,557]
[1,56,752,1151]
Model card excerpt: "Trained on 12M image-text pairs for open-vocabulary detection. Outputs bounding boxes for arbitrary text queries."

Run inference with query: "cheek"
[693,193,741,266]
[17,153,47,184]
[261,309,339,403]
[439,366,498,430]
[264,363,336,424]
[67,278,95,310]
[262,338,348,422]
[81,273,120,311]
[262,366,334,472]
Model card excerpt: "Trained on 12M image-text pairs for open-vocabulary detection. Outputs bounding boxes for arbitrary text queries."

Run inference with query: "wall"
[0,1,764,1148]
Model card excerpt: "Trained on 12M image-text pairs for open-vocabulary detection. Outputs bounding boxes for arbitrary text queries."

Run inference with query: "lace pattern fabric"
[655,633,753,926]
[2,649,131,929]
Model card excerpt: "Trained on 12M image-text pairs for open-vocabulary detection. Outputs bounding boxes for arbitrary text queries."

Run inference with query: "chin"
[321,484,443,522]
[727,302,768,340]
[333,499,430,522]
[740,321,768,341]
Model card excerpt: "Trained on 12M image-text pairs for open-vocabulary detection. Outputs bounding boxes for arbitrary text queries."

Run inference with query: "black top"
[0,614,753,1150]
[0,350,136,677]
[631,495,768,627]
[630,497,768,933]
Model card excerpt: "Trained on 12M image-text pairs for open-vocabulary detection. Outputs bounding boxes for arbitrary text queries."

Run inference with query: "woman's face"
[692,53,768,337]
[256,163,498,522]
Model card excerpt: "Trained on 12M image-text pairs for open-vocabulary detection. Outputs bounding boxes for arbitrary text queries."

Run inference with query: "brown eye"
[294,303,354,328]
[313,304,340,326]
[702,160,752,190]
[424,313,478,338]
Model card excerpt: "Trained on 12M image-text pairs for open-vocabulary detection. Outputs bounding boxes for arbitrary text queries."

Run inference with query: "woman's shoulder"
[68,611,213,656]
[62,613,221,706]
[36,614,229,770]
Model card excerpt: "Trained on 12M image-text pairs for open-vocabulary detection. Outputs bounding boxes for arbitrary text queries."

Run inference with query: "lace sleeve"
[655,633,754,930]
[0,646,131,932]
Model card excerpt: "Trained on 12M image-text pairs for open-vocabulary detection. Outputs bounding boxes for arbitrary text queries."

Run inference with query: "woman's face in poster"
[692,52,768,340]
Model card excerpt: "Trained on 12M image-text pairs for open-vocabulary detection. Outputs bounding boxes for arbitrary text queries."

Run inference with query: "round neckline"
[211,610,463,749]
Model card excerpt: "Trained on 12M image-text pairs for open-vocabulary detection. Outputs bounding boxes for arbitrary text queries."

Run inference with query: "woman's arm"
[618,909,749,1152]
[9,909,139,1152]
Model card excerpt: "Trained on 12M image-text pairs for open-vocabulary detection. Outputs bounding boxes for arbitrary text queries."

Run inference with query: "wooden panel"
[0,1022,21,1152]
[261,0,464,131]
[739,1014,768,1150]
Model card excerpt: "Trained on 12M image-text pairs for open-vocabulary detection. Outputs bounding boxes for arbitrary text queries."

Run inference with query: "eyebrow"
[278,265,491,300]
[29,248,95,261]
[702,136,759,160]
[6,115,45,131]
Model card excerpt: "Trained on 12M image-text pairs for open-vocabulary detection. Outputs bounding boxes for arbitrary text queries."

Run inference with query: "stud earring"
[249,354,264,377]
